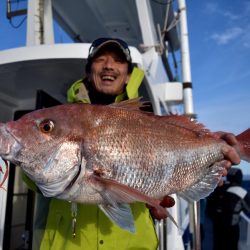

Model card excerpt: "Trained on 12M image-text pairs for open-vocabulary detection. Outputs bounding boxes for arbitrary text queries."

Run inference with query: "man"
[33,38,173,250]
[207,168,250,250]
[32,37,240,249]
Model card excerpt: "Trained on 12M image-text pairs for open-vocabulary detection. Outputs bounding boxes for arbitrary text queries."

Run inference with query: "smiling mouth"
[102,75,116,81]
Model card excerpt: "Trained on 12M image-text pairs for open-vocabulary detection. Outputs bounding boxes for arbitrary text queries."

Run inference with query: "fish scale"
[0,99,250,232]
[90,117,223,196]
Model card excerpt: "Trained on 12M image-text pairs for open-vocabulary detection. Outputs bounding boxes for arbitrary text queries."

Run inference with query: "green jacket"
[33,68,158,250]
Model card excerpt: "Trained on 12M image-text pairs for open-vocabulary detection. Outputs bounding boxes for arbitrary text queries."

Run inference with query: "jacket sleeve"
[67,79,90,103]
[115,67,144,102]
[22,171,39,192]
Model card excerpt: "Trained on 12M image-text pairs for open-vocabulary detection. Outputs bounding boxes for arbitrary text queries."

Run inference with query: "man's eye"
[94,57,105,63]
[114,58,125,63]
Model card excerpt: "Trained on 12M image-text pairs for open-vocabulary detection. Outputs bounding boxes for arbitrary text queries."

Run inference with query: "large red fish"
[0,99,249,232]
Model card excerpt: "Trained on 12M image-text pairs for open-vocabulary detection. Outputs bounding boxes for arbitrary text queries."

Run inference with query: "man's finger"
[222,146,241,165]
[160,195,175,208]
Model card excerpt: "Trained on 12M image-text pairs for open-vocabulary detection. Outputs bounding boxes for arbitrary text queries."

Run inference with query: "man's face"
[88,48,131,95]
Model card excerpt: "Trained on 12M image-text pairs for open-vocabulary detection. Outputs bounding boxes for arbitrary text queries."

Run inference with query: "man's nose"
[103,57,114,69]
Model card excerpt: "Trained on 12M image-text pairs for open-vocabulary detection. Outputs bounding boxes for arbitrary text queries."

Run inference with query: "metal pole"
[135,0,158,49]
[26,0,43,46]
[26,0,54,46]
[135,0,162,115]
[178,0,200,249]
[178,0,195,116]
[43,0,55,44]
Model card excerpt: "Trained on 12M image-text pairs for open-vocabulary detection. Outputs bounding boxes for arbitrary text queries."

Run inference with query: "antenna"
[6,0,27,19]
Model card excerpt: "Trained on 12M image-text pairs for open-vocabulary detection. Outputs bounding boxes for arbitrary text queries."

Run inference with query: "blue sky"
[0,0,249,174]
[0,1,70,49]
[0,1,26,50]
[187,0,250,175]
[188,0,250,133]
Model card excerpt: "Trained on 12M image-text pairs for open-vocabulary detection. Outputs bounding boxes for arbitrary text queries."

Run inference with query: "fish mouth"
[0,125,22,162]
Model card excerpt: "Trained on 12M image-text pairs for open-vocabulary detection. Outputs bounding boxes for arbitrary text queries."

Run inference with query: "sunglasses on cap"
[88,37,131,62]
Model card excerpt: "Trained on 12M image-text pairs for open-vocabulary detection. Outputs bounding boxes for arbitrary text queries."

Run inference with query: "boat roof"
[52,0,180,51]
[0,0,180,121]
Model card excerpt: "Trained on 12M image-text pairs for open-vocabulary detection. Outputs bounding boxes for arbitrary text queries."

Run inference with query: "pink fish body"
[0,99,249,232]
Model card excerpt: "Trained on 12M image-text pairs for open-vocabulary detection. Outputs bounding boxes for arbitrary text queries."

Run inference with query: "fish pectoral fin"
[92,174,166,211]
[91,175,170,227]
[99,203,135,233]
[178,161,224,202]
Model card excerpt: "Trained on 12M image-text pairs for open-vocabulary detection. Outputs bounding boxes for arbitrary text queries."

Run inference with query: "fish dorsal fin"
[109,97,150,112]
[162,115,211,136]
[111,98,210,136]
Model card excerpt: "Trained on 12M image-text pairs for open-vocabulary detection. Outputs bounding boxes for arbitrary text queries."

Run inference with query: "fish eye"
[39,119,55,133]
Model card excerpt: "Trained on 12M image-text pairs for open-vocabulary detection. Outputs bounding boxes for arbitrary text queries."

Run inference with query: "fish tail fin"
[236,128,250,162]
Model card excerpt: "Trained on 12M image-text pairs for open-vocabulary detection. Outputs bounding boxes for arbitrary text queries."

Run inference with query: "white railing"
[239,212,250,250]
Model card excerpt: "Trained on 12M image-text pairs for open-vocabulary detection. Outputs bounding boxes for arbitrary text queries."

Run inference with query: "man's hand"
[147,132,242,219]
[147,195,175,220]
[214,132,241,176]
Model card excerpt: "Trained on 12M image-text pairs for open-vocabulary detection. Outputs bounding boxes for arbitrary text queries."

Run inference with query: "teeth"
[102,76,115,81]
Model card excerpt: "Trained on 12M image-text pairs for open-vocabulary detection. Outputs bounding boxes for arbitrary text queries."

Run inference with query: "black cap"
[86,38,132,73]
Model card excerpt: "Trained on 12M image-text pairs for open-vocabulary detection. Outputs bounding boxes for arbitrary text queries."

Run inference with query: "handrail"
[240,211,250,223]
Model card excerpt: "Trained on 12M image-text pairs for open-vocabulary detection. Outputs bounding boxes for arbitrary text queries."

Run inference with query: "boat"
[0,1,249,249]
